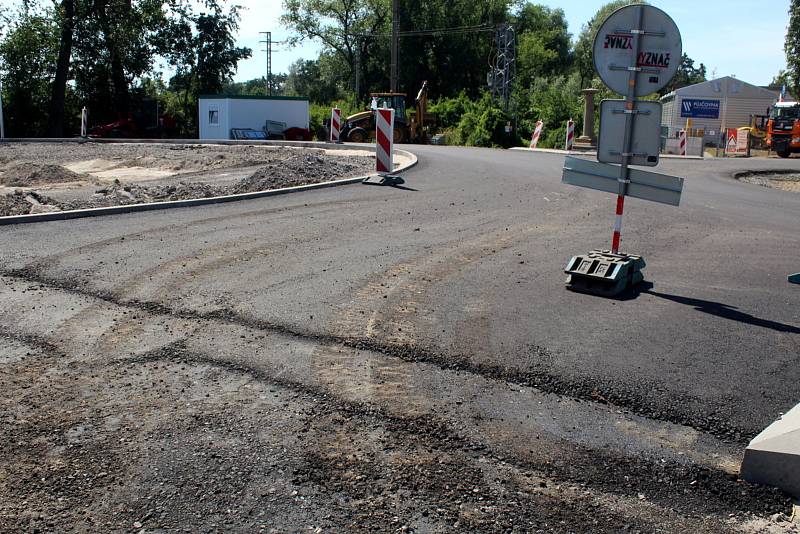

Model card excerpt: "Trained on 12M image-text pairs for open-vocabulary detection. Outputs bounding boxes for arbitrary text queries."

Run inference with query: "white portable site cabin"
[198,95,310,140]
[660,76,777,142]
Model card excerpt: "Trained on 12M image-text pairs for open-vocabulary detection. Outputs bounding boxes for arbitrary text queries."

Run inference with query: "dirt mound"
[232,153,373,194]
[53,180,224,211]
[0,162,87,187]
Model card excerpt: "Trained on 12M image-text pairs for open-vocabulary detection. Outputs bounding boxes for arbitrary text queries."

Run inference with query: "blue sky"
[236,0,790,86]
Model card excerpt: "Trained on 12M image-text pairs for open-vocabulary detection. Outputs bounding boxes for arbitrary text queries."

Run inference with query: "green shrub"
[309,98,363,140]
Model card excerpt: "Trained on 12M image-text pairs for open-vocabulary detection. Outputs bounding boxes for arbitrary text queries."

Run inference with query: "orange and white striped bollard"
[530,120,543,149]
[330,108,341,143]
[679,129,687,156]
[565,119,575,151]
[376,108,394,175]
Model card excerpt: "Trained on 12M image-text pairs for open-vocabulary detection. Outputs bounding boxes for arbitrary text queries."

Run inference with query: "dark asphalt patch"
[121,340,791,520]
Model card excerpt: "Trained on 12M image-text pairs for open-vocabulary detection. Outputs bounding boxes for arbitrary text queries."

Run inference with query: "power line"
[259,32,291,95]
[398,24,496,37]
[349,23,498,39]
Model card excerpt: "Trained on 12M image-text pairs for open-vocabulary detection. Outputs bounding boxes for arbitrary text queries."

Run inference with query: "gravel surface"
[0,143,374,216]
[737,171,800,192]
[0,142,304,170]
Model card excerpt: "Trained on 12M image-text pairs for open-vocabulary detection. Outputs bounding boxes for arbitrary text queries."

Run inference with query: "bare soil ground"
[0,143,375,216]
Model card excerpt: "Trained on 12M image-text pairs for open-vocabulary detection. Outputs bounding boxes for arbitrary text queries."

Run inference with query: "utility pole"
[0,77,5,139]
[390,0,399,92]
[354,44,361,99]
[259,31,273,96]
[489,24,516,111]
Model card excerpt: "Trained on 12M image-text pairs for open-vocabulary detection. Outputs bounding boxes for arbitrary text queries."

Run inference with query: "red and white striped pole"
[80,107,88,138]
[679,129,687,156]
[530,120,543,149]
[330,107,341,143]
[565,118,575,151]
[375,107,394,175]
[612,194,625,254]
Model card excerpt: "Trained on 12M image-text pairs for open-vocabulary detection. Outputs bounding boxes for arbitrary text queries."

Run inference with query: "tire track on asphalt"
[0,277,792,524]
[115,341,787,524]
[2,331,754,533]
[0,266,759,443]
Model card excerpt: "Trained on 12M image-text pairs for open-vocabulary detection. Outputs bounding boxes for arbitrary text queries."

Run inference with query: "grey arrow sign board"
[593,5,682,97]
[562,156,683,206]
[598,99,663,167]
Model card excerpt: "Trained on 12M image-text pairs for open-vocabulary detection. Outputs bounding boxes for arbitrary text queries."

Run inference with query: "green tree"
[67,0,181,121]
[282,0,390,99]
[164,3,252,135]
[47,0,74,136]
[0,5,60,137]
[769,70,791,93]
[662,53,706,95]
[192,8,252,95]
[573,0,644,89]
[395,0,512,98]
[284,58,340,102]
[514,4,572,87]
[786,0,800,97]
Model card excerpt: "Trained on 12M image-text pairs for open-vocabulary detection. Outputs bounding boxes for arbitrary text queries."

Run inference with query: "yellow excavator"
[340,81,432,144]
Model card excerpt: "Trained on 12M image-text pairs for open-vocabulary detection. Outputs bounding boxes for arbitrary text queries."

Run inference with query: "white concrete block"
[741,402,800,498]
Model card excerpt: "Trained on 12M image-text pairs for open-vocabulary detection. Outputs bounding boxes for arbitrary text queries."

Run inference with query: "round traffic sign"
[592,5,682,97]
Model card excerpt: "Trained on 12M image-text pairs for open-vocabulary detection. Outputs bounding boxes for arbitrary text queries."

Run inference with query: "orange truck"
[767,101,800,158]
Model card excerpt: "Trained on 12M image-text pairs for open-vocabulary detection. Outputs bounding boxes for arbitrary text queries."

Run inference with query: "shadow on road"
[361,181,419,192]
[644,289,800,334]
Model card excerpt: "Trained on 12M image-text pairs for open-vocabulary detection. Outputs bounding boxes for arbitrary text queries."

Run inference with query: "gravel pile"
[0,191,35,216]
[231,153,373,194]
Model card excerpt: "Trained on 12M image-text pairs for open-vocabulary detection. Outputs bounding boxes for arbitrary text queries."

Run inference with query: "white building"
[198,95,310,140]
[660,77,777,142]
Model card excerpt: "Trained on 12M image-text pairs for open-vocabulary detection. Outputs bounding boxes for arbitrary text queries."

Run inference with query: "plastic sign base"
[363,174,404,186]
[565,250,646,297]
[790,273,800,285]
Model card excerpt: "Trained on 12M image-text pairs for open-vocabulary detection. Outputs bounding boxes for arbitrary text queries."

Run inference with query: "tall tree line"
[280,0,706,103]
[0,0,251,137]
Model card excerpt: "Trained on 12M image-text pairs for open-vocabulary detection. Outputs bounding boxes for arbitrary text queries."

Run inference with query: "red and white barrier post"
[81,107,88,138]
[530,120,543,149]
[375,107,394,175]
[612,195,625,254]
[565,118,575,151]
[330,107,341,143]
[679,129,687,156]
[363,107,404,186]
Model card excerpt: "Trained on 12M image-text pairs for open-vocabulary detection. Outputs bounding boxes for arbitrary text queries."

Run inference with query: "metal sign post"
[561,5,683,296]
[592,4,681,254]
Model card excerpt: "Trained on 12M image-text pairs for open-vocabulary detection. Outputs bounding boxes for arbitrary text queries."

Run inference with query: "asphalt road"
[1,145,799,532]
